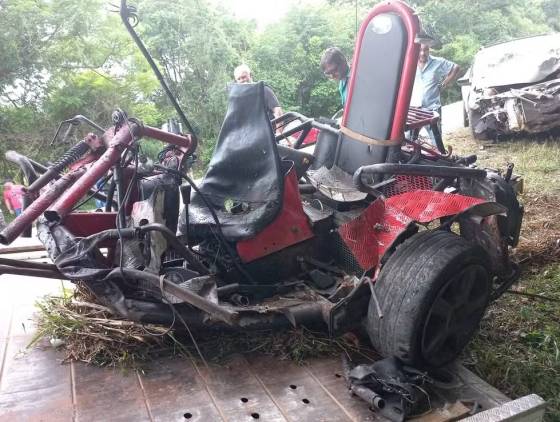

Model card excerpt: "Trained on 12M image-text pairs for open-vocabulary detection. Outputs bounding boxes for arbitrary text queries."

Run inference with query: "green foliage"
[0,0,126,106]
[0,0,558,171]
[132,0,253,138]
[196,137,218,176]
[44,71,128,126]
[249,6,355,118]
[138,139,162,163]
[0,105,42,134]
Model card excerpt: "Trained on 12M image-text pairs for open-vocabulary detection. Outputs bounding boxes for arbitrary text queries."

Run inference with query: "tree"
[130,0,255,138]
[249,5,355,118]
[1,0,559,172]
[0,0,127,107]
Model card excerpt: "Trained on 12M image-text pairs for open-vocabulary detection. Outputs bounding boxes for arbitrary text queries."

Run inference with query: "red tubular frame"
[0,169,86,244]
[342,0,420,141]
[44,125,136,222]
[142,125,197,155]
[44,122,195,223]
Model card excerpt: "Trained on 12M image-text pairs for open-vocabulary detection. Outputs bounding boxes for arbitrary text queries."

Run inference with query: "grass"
[447,128,560,194]
[32,284,376,370]
[31,285,172,368]
[446,128,560,421]
[465,263,560,419]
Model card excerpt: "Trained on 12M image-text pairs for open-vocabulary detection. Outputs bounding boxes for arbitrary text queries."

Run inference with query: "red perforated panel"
[338,190,485,270]
[382,175,432,198]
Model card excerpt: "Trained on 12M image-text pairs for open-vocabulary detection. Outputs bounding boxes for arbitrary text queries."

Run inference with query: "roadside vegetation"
[448,129,560,421]
[2,0,559,179]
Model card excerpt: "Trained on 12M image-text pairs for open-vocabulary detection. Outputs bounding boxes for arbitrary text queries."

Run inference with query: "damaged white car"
[460,33,560,140]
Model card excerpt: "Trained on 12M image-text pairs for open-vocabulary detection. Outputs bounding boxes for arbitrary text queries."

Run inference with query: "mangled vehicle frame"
[460,33,560,139]
[0,0,524,375]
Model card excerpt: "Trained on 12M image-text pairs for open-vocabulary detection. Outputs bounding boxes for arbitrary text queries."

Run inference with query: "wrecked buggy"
[0,0,523,370]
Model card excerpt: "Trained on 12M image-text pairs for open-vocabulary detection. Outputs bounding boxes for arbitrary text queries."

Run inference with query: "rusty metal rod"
[0,264,66,279]
[109,268,238,325]
[0,245,45,254]
[0,168,86,245]
[43,122,196,223]
[141,126,196,155]
[44,125,137,223]
[6,150,114,206]
[0,257,57,271]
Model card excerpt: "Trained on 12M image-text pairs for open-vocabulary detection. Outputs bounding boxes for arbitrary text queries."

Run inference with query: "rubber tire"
[468,109,492,140]
[366,230,491,368]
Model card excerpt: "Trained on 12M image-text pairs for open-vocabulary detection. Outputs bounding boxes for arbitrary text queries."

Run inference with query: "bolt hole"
[241,397,249,403]
[302,398,310,404]
[334,373,341,378]
[289,384,297,389]
[251,413,260,419]
[184,412,192,419]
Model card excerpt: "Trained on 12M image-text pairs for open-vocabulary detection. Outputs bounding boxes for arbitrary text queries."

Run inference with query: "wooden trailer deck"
[0,239,545,422]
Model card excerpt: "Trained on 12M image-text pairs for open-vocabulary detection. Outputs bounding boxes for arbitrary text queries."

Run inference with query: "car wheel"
[366,230,491,368]
[467,109,492,140]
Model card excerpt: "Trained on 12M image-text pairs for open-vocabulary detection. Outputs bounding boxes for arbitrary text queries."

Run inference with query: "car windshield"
[471,33,560,88]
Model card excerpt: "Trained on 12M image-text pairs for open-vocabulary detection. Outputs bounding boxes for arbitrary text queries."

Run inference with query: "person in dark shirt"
[233,64,283,131]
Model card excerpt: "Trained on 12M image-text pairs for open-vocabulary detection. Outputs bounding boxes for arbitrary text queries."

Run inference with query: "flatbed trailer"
[0,240,546,422]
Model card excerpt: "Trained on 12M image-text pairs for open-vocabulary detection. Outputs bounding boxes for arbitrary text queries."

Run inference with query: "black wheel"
[366,230,491,368]
[467,109,493,140]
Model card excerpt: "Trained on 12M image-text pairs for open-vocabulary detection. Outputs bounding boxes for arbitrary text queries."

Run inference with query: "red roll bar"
[44,122,196,223]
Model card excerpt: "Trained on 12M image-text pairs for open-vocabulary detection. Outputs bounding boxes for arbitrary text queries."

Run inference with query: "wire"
[154,274,209,368]
[71,173,113,211]
[140,302,176,337]
[505,290,560,302]
[115,121,140,284]
[167,299,209,369]
[141,281,208,367]
[104,112,209,367]
[153,164,255,283]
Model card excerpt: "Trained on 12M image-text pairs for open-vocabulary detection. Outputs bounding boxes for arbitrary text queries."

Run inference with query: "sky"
[216,0,324,29]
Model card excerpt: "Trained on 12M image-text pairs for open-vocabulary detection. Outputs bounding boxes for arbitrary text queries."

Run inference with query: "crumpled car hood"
[472,34,560,88]
[472,78,560,137]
